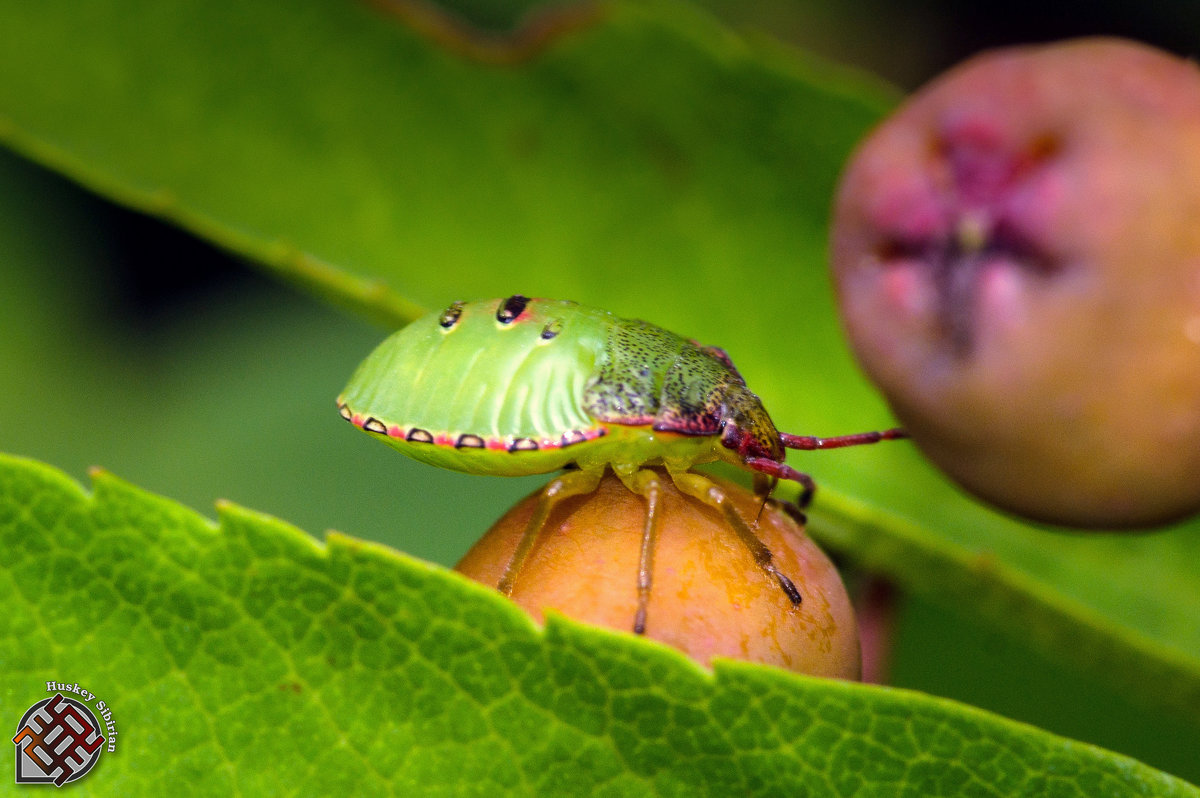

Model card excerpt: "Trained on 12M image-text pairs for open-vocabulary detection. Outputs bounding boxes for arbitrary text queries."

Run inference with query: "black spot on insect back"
[456,434,485,449]
[541,319,563,340]
[497,295,530,324]
[439,301,465,329]
[364,417,387,434]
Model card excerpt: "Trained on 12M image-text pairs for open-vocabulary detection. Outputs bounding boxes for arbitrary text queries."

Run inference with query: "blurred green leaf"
[2,453,1196,796]
[0,146,546,570]
[0,0,1197,749]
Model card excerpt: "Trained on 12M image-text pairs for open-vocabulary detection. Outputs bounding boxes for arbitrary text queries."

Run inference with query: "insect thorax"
[582,318,783,461]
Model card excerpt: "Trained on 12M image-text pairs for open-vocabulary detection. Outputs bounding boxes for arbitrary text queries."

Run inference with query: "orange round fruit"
[456,470,860,678]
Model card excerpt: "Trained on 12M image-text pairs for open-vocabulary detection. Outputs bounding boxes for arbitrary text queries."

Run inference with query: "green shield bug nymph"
[338,295,905,634]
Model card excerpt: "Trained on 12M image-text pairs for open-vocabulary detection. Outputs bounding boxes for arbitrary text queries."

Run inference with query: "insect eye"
[439,301,465,329]
[540,320,563,340]
[496,294,530,325]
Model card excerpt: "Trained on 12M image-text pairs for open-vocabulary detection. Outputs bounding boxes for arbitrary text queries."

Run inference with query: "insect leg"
[779,428,908,450]
[751,472,774,497]
[775,496,808,528]
[751,473,776,524]
[613,468,663,635]
[668,470,802,607]
[496,467,604,596]
[743,457,817,508]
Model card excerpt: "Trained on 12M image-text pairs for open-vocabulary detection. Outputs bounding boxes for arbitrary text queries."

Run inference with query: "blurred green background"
[2,0,1198,784]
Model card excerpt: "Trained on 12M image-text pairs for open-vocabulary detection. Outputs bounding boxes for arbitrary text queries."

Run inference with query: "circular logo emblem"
[13,694,105,786]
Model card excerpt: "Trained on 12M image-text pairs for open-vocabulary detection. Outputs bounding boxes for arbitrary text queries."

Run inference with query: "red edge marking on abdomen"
[340,402,608,452]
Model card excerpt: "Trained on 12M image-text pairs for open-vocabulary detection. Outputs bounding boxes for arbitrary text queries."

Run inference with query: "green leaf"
[1,452,1195,797]
[0,0,896,330]
[0,0,1198,730]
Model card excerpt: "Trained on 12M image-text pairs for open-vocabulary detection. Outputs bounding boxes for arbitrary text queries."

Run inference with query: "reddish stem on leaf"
[857,575,900,684]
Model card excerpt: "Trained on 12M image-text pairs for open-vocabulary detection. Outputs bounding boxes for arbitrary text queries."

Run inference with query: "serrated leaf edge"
[3,451,1196,795]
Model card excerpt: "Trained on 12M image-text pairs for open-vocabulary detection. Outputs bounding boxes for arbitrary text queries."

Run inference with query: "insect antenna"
[779,428,907,450]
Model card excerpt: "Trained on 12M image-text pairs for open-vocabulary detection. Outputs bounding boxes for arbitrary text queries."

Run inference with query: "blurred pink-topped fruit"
[831,37,1200,528]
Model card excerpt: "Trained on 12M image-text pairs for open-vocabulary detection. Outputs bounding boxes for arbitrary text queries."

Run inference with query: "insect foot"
[455,468,861,678]
[832,37,1200,528]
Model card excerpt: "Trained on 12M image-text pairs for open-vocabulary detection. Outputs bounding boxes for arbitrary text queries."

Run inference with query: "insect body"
[339,295,904,633]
